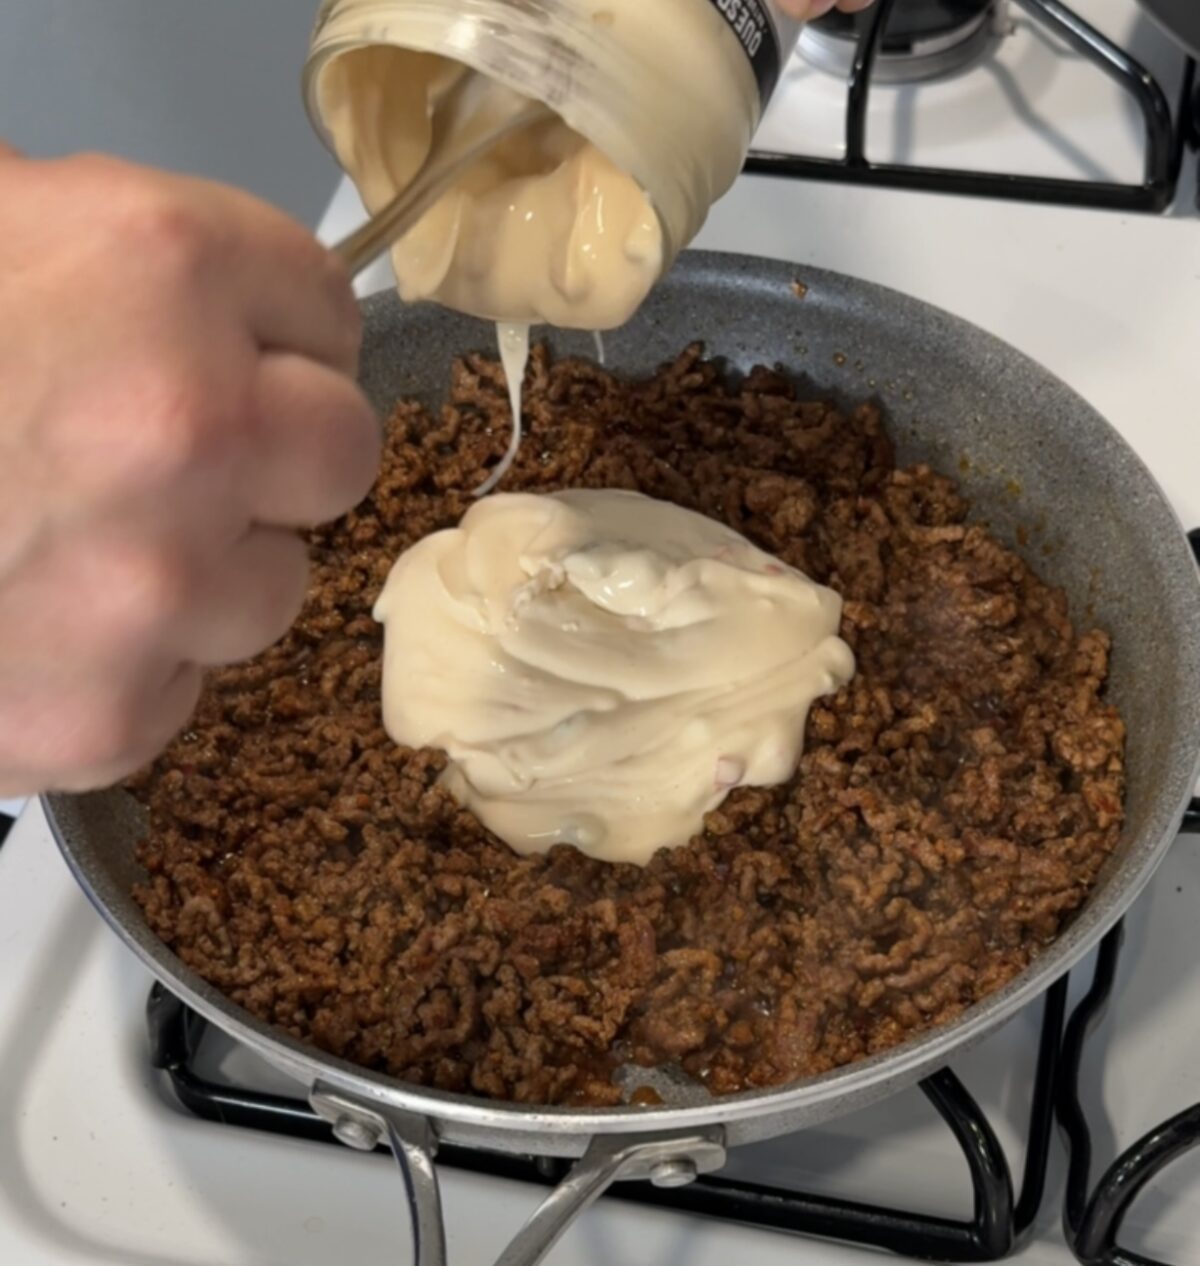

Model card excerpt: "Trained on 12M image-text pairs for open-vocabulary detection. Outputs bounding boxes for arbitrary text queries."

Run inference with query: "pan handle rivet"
[650,1158,698,1189]
[332,1114,382,1152]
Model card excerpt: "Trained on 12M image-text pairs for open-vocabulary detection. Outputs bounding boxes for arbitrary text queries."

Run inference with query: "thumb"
[778,1,838,17]
[778,0,874,16]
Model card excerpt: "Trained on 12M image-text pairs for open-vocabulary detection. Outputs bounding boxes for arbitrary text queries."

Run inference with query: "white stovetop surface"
[4,4,1200,1259]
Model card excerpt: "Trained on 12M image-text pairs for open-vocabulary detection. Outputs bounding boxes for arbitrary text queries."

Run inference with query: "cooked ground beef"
[130,344,1125,1106]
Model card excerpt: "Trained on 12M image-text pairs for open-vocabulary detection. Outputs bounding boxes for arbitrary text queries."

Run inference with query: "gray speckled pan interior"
[44,251,1200,1153]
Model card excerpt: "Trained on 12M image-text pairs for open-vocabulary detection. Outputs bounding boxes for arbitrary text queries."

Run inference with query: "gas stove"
[2,1,1198,1262]
[754,0,1196,211]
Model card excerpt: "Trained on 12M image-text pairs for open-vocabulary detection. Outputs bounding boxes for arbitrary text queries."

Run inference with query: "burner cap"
[798,0,1000,84]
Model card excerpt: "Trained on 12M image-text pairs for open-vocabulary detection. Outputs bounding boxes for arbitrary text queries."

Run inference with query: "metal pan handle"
[310,1084,726,1266]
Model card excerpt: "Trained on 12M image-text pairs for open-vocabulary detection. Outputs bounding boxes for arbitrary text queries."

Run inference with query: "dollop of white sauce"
[373,490,856,866]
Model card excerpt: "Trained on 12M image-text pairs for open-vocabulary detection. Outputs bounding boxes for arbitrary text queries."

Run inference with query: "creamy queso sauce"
[373,491,856,866]
[319,47,662,487]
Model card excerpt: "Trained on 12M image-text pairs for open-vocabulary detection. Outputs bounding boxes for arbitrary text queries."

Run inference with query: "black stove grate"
[148,977,1064,1261]
[1058,925,1200,1266]
[746,0,1198,212]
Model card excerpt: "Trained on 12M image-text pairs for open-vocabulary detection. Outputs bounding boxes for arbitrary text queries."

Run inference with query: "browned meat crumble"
[130,344,1125,1106]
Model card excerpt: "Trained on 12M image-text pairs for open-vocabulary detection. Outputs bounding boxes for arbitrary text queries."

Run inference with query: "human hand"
[779,0,877,18]
[0,149,379,794]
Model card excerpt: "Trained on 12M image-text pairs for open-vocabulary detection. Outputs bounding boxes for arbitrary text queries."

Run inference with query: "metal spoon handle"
[332,156,466,278]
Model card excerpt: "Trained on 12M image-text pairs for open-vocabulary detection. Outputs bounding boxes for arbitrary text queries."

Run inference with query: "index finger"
[181,174,364,376]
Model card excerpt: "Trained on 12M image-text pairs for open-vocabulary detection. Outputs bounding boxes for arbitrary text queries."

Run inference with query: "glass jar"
[303,0,801,286]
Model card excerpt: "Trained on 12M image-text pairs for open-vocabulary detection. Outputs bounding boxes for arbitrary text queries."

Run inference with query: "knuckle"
[65,156,210,284]
[53,364,233,495]
[102,541,191,639]
[127,364,233,479]
[121,188,211,279]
